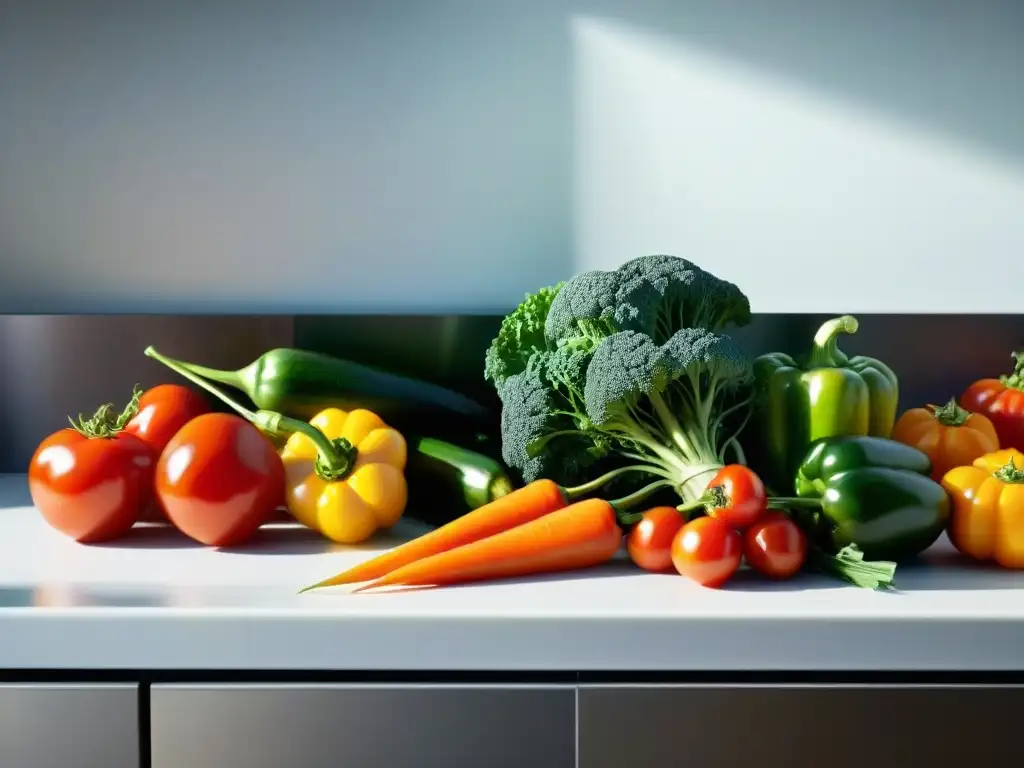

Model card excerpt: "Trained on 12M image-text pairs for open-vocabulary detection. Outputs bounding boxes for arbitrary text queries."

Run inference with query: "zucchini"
[404,436,515,527]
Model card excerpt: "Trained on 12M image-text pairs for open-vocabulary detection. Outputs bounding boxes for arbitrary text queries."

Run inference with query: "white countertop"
[2,474,1023,672]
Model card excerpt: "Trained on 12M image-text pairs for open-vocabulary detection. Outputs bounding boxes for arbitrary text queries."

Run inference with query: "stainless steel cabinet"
[150,684,575,768]
[578,684,1024,767]
[0,684,139,768]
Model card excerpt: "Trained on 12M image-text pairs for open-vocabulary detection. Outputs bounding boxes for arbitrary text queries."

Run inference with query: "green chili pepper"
[774,436,949,562]
[754,315,899,494]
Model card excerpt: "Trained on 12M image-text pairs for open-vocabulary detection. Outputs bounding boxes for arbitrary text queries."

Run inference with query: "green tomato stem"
[68,385,143,439]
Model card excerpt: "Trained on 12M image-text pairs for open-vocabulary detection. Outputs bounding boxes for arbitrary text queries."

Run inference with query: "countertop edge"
[3,612,1022,671]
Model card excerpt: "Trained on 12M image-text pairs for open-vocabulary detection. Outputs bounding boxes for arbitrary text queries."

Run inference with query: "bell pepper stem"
[928,398,971,427]
[144,346,352,477]
[999,351,1024,390]
[808,315,858,368]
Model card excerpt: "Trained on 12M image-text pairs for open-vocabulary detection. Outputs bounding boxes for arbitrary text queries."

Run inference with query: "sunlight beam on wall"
[572,15,1024,313]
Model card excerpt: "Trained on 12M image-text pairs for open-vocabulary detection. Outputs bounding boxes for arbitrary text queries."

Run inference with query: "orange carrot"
[299,478,569,592]
[300,465,668,593]
[353,497,639,592]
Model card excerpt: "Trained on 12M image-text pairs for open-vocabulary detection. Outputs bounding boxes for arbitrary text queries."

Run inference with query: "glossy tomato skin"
[125,384,210,454]
[671,515,742,588]
[960,380,1024,451]
[28,429,155,543]
[627,506,687,573]
[705,465,767,530]
[743,511,808,579]
[156,413,285,547]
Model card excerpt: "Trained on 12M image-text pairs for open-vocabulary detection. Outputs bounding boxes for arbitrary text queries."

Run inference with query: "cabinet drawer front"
[0,684,139,768]
[151,684,575,768]
[579,684,1024,768]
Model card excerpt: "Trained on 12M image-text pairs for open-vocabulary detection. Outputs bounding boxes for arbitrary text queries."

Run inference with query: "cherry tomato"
[124,384,210,454]
[627,506,687,573]
[156,413,285,547]
[743,511,808,579]
[704,464,767,530]
[671,515,742,588]
[29,425,155,543]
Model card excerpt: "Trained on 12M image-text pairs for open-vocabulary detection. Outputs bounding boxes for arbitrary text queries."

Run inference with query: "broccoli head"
[483,281,564,390]
[486,254,757,504]
[545,254,751,349]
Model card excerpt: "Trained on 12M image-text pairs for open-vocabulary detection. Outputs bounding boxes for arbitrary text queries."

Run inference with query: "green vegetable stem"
[754,315,900,494]
[483,254,756,504]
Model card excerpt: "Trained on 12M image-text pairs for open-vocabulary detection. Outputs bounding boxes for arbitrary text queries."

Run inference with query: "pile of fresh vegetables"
[27,347,512,549]
[25,253,1024,592]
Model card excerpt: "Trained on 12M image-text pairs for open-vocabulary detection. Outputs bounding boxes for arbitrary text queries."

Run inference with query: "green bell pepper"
[780,436,949,562]
[754,315,900,494]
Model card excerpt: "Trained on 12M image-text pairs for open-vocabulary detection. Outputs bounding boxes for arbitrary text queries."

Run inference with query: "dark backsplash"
[2,312,1022,473]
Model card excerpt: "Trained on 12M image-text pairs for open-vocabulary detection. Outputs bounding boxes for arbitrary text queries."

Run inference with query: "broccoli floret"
[542,270,619,347]
[496,353,604,485]
[484,282,564,390]
[576,326,754,500]
[546,254,751,348]
[583,331,669,426]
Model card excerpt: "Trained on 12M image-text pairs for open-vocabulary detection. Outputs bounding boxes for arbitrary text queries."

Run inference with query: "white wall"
[2,0,1023,314]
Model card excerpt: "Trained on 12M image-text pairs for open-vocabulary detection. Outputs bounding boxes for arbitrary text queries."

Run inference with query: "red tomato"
[156,413,285,547]
[124,384,210,454]
[704,465,767,530]
[671,516,742,588]
[743,511,808,580]
[627,506,686,573]
[960,378,1024,451]
[28,428,155,543]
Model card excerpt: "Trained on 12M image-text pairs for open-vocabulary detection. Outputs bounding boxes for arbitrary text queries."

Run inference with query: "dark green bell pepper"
[754,315,900,494]
[780,436,949,562]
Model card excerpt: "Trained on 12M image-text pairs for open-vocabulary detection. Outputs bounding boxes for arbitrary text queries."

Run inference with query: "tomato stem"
[674,484,728,519]
[68,385,143,439]
[144,346,353,479]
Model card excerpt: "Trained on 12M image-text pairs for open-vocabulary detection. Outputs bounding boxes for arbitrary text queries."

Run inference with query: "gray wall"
[2,0,1023,314]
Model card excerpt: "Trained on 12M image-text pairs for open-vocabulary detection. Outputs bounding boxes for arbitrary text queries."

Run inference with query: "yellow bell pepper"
[941,448,1024,569]
[280,407,408,544]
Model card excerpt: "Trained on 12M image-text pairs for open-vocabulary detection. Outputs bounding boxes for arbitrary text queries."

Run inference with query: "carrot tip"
[350,582,379,595]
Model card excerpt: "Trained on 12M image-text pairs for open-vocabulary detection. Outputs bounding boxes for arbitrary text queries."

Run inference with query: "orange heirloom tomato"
[941,448,1024,569]
[892,398,999,481]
